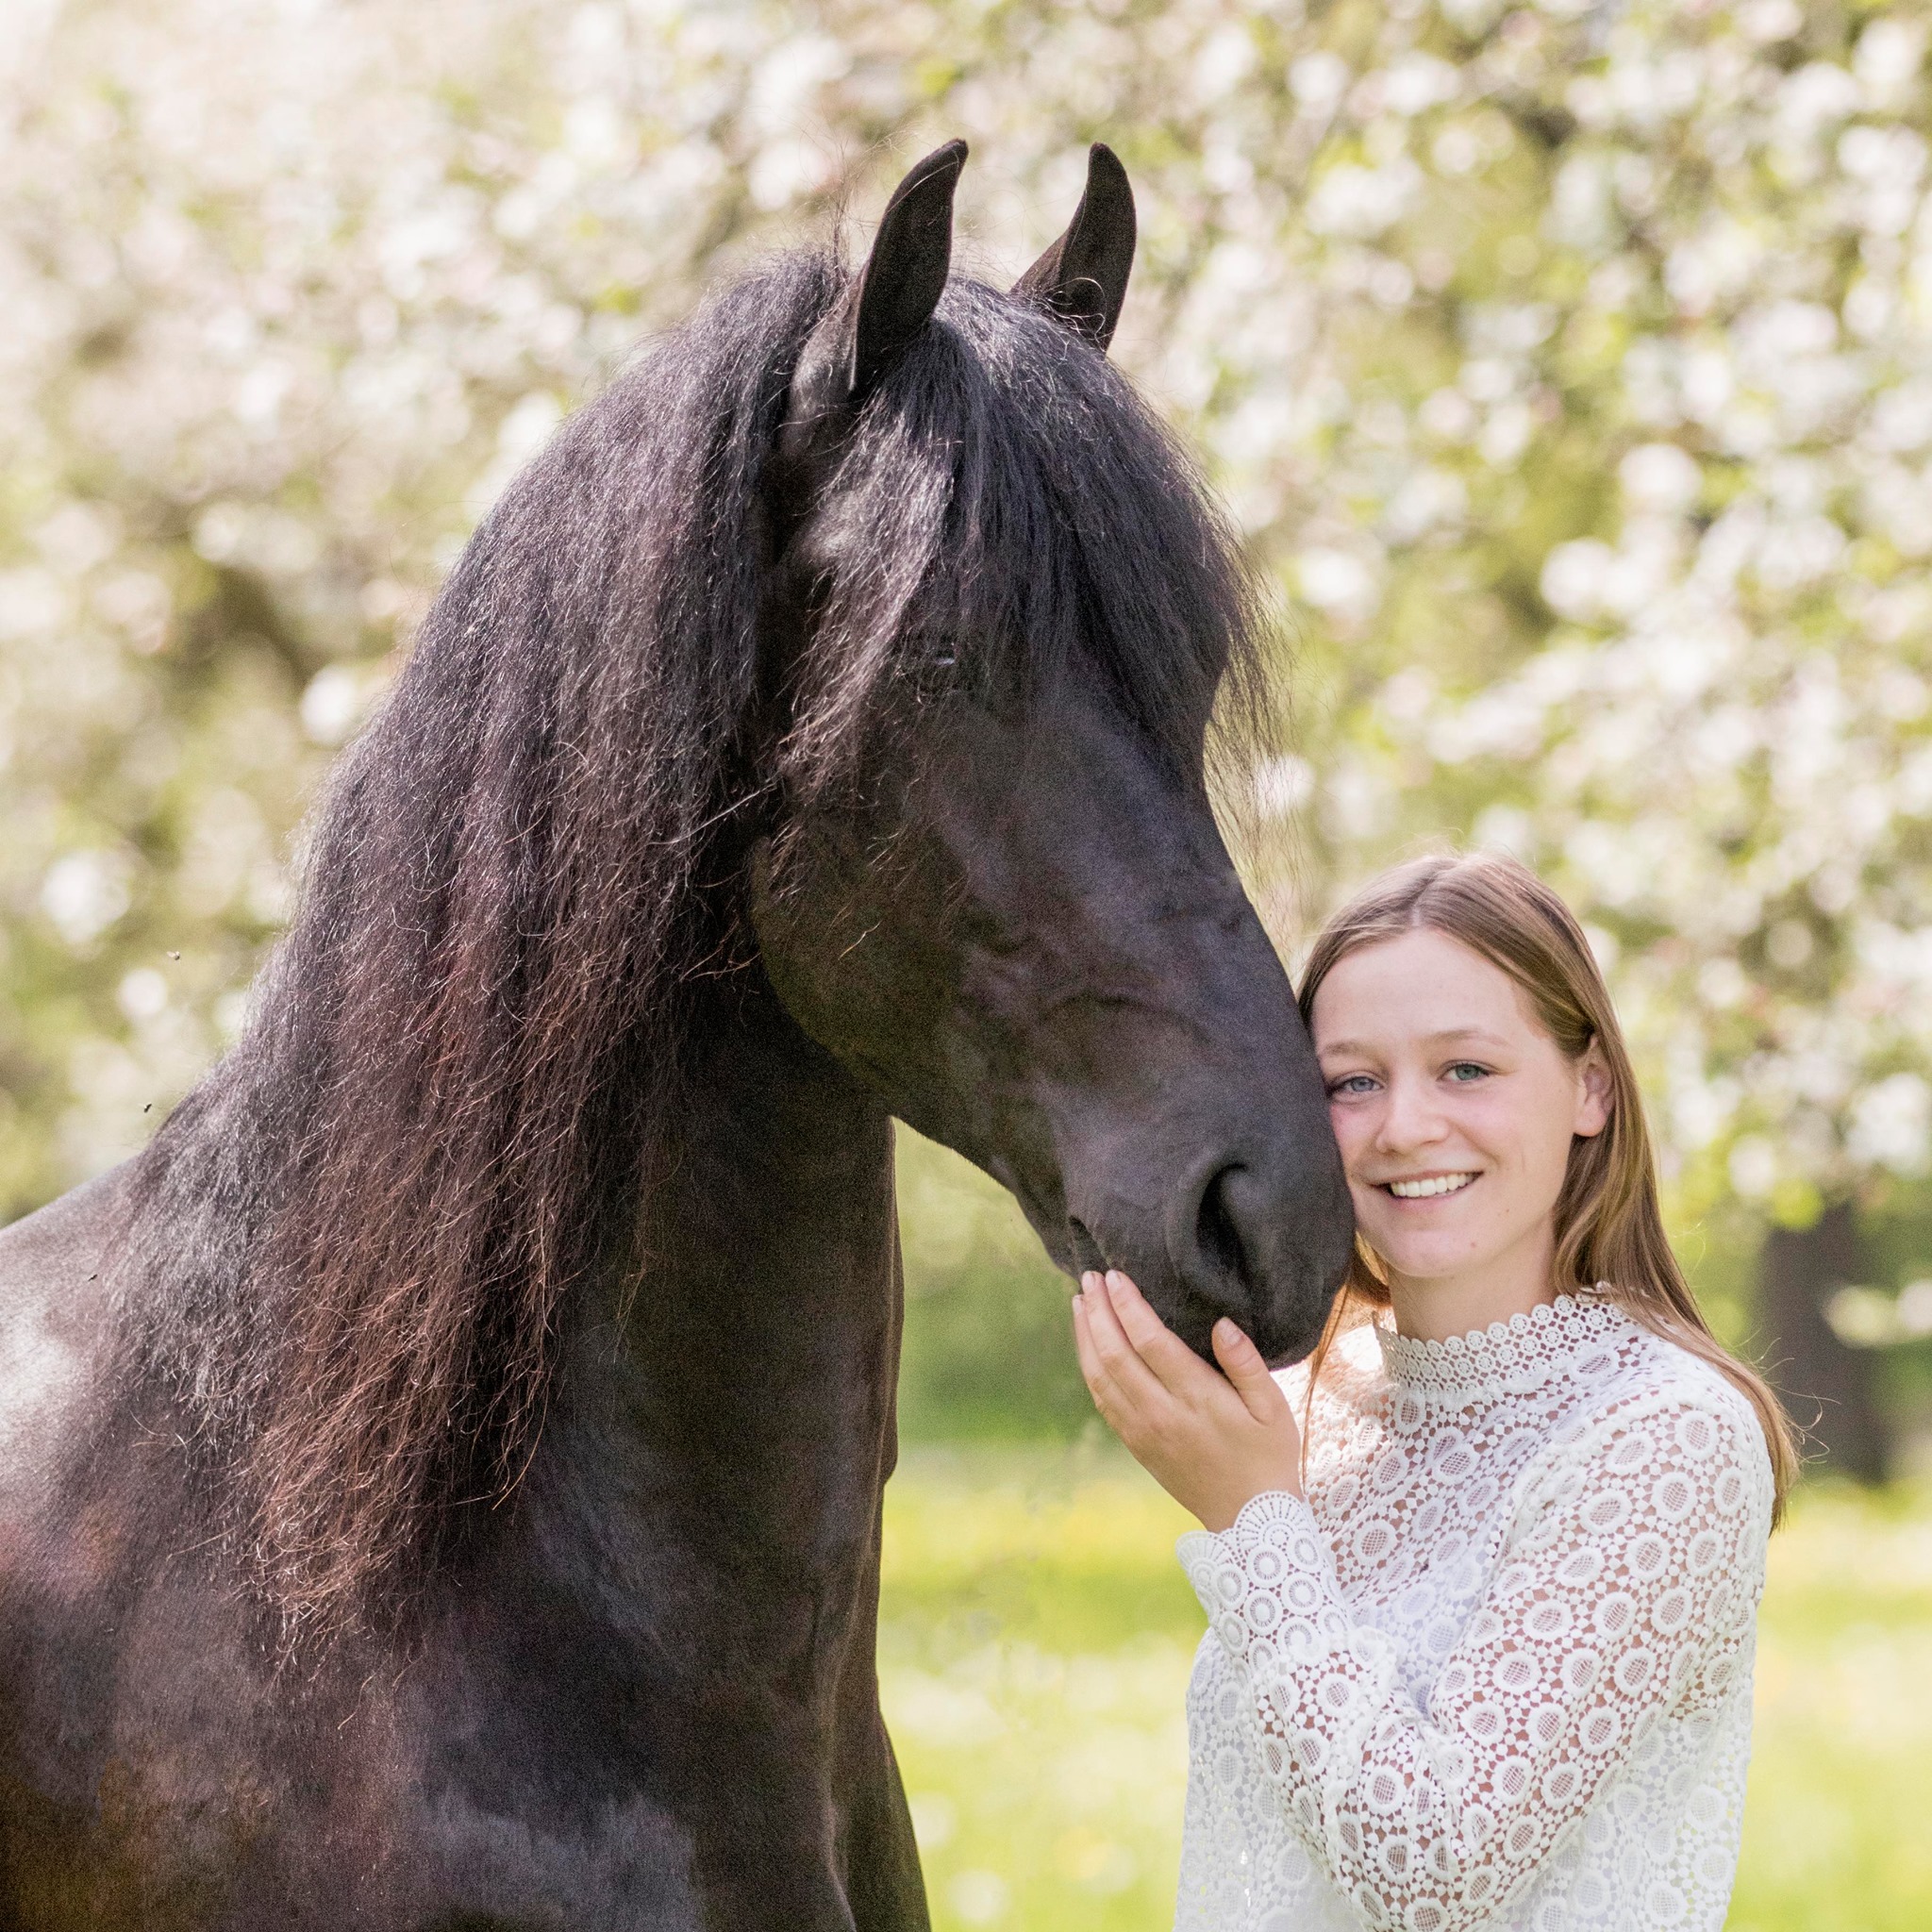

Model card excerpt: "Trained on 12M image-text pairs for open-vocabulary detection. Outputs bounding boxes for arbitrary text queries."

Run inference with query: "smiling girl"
[1072,851,1794,1932]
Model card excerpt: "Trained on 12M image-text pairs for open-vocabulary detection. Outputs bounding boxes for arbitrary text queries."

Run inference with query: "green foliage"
[880,1448,1932,1931]
[895,1129,1095,1442]
[880,1448,1201,1930]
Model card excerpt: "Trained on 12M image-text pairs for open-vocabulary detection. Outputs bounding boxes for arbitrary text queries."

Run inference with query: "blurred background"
[4,0,1930,1924]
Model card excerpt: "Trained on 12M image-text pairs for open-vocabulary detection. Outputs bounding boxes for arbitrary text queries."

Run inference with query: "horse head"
[749,142,1353,1364]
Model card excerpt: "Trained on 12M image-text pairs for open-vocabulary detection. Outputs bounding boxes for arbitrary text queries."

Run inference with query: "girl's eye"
[1445,1062,1490,1084]
[1327,1074,1378,1097]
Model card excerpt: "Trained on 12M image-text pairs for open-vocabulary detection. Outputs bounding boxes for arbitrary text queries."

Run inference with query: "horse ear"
[841,139,967,403]
[1012,143,1136,353]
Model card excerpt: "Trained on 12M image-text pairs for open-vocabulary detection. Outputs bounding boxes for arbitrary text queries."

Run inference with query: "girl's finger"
[1211,1317,1292,1426]
[1104,1270,1232,1401]
[1072,1289,1129,1406]
[1078,1276,1170,1415]
[1072,1293,1143,1434]
[1071,1291,1104,1391]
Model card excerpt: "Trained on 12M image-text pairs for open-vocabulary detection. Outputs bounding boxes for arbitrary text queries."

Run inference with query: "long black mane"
[114,246,1265,1641]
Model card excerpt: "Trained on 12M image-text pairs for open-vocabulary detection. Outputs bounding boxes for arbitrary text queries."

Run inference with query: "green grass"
[1728,1481,1932,1931]
[879,1446,1932,1932]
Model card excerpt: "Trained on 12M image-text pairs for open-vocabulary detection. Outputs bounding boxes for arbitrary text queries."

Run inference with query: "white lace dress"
[1173,1292,1774,1932]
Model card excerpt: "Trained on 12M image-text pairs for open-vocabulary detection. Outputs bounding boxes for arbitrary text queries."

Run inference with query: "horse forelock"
[785,276,1266,793]
[112,245,1266,1647]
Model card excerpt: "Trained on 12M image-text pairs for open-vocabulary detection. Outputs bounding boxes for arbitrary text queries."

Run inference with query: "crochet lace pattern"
[1173,1293,1774,1932]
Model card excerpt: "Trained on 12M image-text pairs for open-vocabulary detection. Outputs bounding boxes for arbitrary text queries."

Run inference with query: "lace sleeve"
[1175,1393,1772,1932]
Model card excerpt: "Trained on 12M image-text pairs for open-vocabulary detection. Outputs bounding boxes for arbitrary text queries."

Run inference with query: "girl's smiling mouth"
[1382,1172,1479,1199]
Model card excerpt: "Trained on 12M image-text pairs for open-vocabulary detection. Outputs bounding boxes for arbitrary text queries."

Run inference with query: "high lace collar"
[1372,1290,1629,1401]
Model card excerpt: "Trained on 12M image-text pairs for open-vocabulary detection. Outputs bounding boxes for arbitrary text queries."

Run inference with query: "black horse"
[0,143,1351,1929]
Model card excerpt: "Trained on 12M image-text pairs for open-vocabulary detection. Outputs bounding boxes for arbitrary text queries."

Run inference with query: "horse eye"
[908,640,960,683]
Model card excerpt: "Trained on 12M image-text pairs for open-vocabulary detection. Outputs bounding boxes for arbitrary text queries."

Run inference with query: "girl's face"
[1309,928,1608,1297]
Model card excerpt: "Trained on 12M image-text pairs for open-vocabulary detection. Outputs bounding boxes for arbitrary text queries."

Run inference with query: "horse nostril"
[1194,1165,1249,1296]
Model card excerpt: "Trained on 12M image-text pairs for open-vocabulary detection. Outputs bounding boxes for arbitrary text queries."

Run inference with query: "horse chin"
[1147,1289,1320,1370]
[1249,1312,1334,1372]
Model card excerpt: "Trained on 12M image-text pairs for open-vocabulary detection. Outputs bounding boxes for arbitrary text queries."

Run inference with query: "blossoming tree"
[5,0,1929,1465]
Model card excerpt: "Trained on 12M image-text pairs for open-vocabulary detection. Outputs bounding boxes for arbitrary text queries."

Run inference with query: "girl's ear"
[1574,1038,1613,1139]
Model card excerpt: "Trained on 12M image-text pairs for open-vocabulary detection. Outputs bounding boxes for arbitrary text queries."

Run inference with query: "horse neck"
[510,961,905,1607]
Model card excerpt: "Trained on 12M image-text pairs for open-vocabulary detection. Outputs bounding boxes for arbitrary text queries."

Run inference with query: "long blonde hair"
[1297,851,1798,1523]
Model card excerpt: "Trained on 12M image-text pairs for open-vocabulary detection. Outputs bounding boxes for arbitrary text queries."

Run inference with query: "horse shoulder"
[0,1165,134,1531]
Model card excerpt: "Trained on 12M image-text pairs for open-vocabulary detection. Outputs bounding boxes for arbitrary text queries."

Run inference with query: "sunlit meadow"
[879,1448,1932,1932]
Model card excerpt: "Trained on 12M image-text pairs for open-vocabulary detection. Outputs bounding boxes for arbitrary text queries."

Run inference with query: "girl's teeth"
[1388,1174,1475,1199]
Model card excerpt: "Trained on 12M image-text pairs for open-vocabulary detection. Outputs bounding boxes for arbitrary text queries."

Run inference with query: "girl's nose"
[1374,1071,1449,1152]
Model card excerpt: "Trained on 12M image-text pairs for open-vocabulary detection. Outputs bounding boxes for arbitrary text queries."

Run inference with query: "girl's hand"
[1071,1268,1304,1531]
